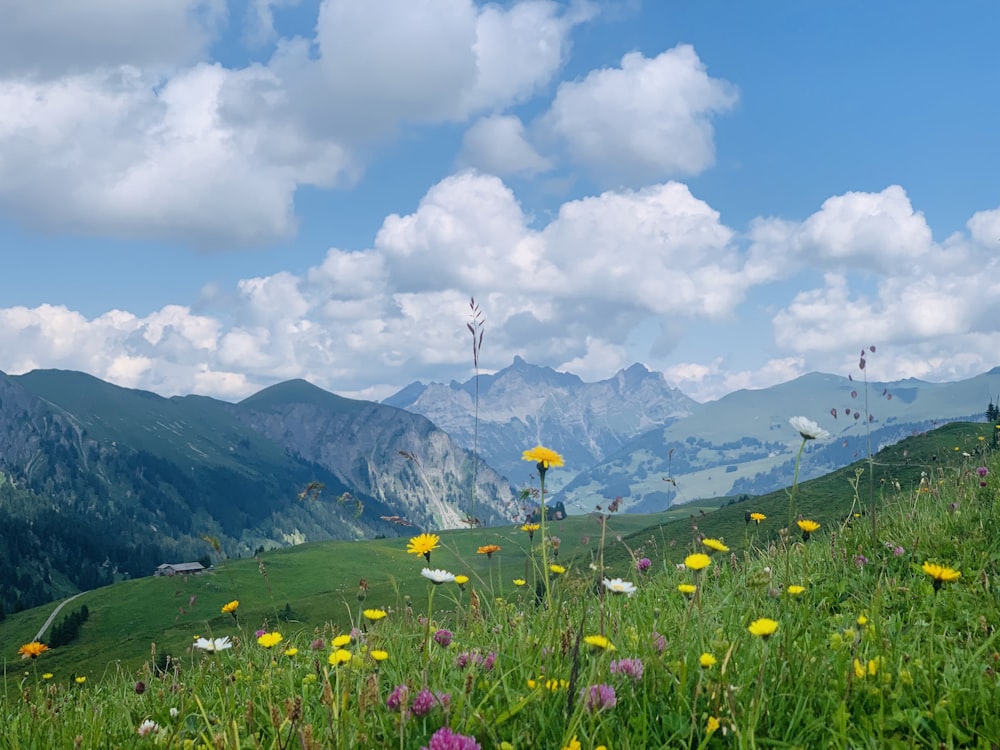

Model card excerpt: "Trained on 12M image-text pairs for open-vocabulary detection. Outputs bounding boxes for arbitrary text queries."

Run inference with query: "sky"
[1,0,999,404]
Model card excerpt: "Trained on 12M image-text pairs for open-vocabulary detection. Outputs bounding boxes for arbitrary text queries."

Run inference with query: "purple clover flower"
[977,466,989,477]
[853,554,869,568]
[410,688,450,717]
[453,651,497,671]
[421,727,482,750]
[580,683,617,712]
[433,629,453,648]
[609,658,644,681]
[636,557,652,572]
[386,684,409,712]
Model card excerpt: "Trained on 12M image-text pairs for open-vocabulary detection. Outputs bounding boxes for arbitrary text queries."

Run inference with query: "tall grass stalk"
[466,297,485,531]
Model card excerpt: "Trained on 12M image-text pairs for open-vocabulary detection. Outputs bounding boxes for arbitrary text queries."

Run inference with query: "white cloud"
[749,186,939,277]
[663,357,806,402]
[0,64,355,247]
[764,191,1000,388]
[0,0,225,78]
[3,176,999,404]
[557,337,630,382]
[540,45,738,184]
[0,0,589,248]
[463,0,595,113]
[968,206,1000,250]
[0,172,749,398]
[459,115,551,176]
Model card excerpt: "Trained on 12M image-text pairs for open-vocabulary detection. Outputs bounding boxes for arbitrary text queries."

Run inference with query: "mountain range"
[2,358,998,614]
[385,361,1000,514]
[0,369,515,613]
[383,356,698,492]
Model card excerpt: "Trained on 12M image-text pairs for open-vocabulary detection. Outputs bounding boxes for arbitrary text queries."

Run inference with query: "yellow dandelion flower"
[583,634,615,651]
[750,512,766,524]
[561,736,582,750]
[454,574,469,585]
[702,538,729,553]
[699,652,717,668]
[257,632,283,649]
[857,614,868,626]
[363,609,387,621]
[328,649,351,666]
[747,618,779,638]
[677,583,697,595]
[370,650,389,662]
[513,578,526,586]
[75,676,87,684]
[221,600,239,615]
[520,523,540,534]
[477,544,502,558]
[787,585,806,596]
[283,648,298,657]
[332,634,352,648]
[549,564,566,575]
[42,673,53,680]
[684,553,711,571]
[797,519,821,540]
[922,561,961,591]
[18,641,49,659]
[706,716,720,734]
[407,533,441,563]
[522,445,565,469]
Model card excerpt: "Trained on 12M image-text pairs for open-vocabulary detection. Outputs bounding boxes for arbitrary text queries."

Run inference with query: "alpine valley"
[0,370,516,615]
[2,359,999,615]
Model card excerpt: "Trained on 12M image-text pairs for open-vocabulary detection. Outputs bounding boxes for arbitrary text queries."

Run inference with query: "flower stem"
[538,466,552,607]
[787,437,807,532]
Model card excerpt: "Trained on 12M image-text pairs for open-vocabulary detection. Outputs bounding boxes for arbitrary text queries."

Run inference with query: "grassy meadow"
[1,421,998,748]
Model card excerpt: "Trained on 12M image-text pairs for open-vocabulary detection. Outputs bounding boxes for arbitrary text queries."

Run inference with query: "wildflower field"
[3,422,1000,748]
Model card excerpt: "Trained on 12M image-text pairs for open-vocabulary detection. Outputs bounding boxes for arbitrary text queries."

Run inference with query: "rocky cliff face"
[230,380,518,530]
[383,357,699,490]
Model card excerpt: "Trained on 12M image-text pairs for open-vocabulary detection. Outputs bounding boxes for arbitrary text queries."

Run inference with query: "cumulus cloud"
[765,189,1000,389]
[0,172,751,399]
[459,115,552,176]
[0,0,224,78]
[748,185,941,277]
[0,0,588,248]
[2,171,999,404]
[664,357,807,402]
[0,64,356,247]
[540,45,738,184]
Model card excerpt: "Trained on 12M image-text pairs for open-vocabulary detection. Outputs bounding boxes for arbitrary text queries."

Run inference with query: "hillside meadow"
[1,421,998,748]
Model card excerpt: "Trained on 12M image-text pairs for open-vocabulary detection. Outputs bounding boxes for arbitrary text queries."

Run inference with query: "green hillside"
[606,420,995,569]
[0,510,683,681]
[2,421,989,683]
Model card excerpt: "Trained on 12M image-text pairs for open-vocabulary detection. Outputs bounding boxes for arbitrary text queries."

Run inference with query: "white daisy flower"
[789,416,830,441]
[421,568,456,585]
[602,577,637,596]
[194,636,233,653]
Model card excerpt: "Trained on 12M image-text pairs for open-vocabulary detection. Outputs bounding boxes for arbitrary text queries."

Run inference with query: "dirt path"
[34,592,84,641]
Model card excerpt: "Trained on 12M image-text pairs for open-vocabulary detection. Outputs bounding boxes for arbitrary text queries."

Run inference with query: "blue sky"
[1,0,998,402]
